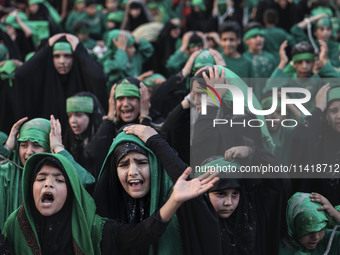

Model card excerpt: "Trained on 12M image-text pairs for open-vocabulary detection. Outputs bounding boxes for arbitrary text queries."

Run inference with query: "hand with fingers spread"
[113,32,128,50]
[48,33,66,46]
[202,66,228,99]
[49,115,65,153]
[224,146,254,161]
[209,48,226,67]
[4,117,28,151]
[65,33,80,51]
[310,192,340,222]
[315,83,331,111]
[172,167,219,203]
[278,40,288,70]
[139,82,151,121]
[123,124,157,143]
[318,40,329,67]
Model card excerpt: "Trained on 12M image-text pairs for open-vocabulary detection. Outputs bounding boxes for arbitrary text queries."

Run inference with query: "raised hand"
[4,117,28,151]
[225,146,254,161]
[202,65,228,98]
[48,33,66,46]
[311,192,340,222]
[182,49,202,77]
[49,115,64,153]
[315,83,330,111]
[105,84,118,123]
[139,82,150,119]
[65,33,80,51]
[123,124,157,143]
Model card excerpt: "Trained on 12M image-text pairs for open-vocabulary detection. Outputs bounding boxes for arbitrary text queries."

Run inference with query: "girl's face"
[314,26,332,41]
[129,8,141,19]
[33,165,67,216]
[19,140,47,166]
[67,112,90,135]
[298,227,326,250]
[117,151,150,198]
[208,188,240,218]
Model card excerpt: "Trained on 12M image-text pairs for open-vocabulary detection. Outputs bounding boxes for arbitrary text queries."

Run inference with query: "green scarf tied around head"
[286,192,328,255]
[243,28,265,41]
[211,65,275,152]
[327,86,340,106]
[105,29,134,51]
[114,79,141,99]
[18,118,51,151]
[3,153,105,255]
[4,12,28,29]
[107,11,124,22]
[98,131,184,255]
[66,96,94,113]
[192,49,216,76]
[0,118,50,230]
[53,42,72,53]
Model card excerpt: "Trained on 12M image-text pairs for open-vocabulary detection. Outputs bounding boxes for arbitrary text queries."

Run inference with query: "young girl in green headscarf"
[0,116,94,229]
[280,192,340,254]
[3,152,217,254]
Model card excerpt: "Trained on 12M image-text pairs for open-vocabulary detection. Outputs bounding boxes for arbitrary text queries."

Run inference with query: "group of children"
[1,0,340,254]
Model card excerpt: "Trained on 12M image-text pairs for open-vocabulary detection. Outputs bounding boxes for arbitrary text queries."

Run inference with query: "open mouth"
[41,192,54,205]
[128,180,144,189]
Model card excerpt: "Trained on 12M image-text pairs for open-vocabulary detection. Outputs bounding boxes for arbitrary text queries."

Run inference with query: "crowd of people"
[1,0,340,254]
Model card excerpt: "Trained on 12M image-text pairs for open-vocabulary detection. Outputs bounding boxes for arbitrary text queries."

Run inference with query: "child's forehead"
[36,165,64,176]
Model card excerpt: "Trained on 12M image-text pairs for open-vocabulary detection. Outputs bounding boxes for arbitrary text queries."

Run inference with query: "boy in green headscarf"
[280,192,340,254]
[0,116,95,229]
[290,7,340,67]
[3,152,217,254]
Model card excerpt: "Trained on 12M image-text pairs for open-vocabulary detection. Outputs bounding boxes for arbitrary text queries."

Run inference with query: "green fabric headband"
[5,12,28,29]
[53,42,72,53]
[188,42,203,48]
[66,96,94,113]
[115,80,140,99]
[328,87,340,104]
[287,193,328,250]
[18,118,50,151]
[243,28,265,40]
[291,53,315,63]
[261,96,281,109]
[311,7,333,18]
[192,49,215,74]
[315,17,331,29]
[75,0,85,3]
[29,0,44,4]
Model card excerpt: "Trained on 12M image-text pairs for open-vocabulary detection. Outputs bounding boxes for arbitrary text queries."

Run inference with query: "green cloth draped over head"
[106,29,134,51]
[53,42,72,53]
[0,60,16,87]
[97,131,184,255]
[327,86,340,106]
[192,49,215,76]
[143,73,165,88]
[4,12,28,29]
[18,118,50,151]
[311,7,333,29]
[107,11,124,22]
[191,0,206,11]
[205,65,275,152]
[286,192,328,253]
[66,96,94,113]
[3,153,105,255]
[114,79,140,99]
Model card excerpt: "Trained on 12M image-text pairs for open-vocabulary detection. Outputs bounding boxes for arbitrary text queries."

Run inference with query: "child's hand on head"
[5,117,28,151]
[311,192,340,222]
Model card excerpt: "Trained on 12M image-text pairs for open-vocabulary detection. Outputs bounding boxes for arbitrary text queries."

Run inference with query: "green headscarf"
[4,12,28,29]
[114,79,141,99]
[66,96,94,113]
[286,192,328,253]
[191,0,206,11]
[17,118,50,151]
[28,0,62,24]
[327,86,340,106]
[97,131,184,255]
[3,153,105,255]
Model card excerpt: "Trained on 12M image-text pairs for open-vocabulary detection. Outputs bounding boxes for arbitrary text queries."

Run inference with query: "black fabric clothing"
[101,210,168,255]
[14,38,108,129]
[191,105,263,167]
[0,29,22,60]
[150,73,188,119]
[144,134,222,255]
[160,103,190,164]
[0,77,17,135]
[291,108,340,205]
[184,8,217,33]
